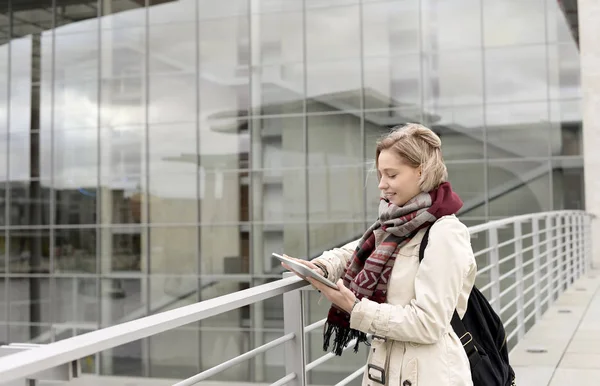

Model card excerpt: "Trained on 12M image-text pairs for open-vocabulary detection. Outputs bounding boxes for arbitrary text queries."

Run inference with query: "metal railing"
[0,210,593,386]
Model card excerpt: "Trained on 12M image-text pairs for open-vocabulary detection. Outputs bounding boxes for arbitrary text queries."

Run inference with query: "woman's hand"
[280,255,325,278]
[306,277,357,314]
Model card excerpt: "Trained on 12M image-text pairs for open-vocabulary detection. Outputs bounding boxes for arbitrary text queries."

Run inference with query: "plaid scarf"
[323,182,463,356]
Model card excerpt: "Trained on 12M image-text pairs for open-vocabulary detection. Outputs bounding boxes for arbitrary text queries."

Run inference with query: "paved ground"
[510,269,600,386]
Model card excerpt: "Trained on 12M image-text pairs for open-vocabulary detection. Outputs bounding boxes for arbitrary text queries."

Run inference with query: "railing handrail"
[0,276,308,383]
[0,210,592,384]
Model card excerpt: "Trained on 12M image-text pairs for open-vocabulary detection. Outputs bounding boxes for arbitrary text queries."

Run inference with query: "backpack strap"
[418,225,481,369]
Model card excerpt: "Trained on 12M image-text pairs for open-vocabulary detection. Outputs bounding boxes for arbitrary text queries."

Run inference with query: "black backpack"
[419,226,516,386]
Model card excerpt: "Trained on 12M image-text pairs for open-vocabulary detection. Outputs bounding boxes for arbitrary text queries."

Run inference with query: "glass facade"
[0,0,582,383]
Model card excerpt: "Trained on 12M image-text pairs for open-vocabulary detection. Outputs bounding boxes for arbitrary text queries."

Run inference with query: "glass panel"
[549,99,582,157]
[54,228,97,273]
[9,277,52,334]
[552,159,584,210]
[421,0,482,51]
[488,160,551,217]
[100,27,146,127]
[8,36,32,135]
[259,11,303,65]
[50,31,99,130]
[546,0,577,45]
[199,17,249,66]
[199,225,248,275]
[306,59,361,113]
[448,161,486,218]
[259,64,305,115]
[7,229,50,274]
[423,50,483,108]
[306,5,360,61]
[485,45,548,104]
[425,106,485,161]
[363,54,421,110]
[547,43,581,101]
[53,277,98,324]
[54,2,98,31]
[150,227,197,275]
[7,179,50,226]
[486,102,550,159]
[483,0,546,47]
[308,114,363,224]
[110,226,142,272]
[362,0,420,56]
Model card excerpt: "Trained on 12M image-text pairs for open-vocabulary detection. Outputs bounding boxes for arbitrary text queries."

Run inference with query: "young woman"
[283,123,476,386]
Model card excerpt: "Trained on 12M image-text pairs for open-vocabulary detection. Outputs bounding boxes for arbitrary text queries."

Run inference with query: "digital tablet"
[273,253,339,290]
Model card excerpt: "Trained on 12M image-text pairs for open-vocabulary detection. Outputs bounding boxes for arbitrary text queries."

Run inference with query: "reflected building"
[0,0,587,384]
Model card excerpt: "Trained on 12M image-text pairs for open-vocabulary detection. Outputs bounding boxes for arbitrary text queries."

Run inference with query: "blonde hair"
[375,123,448,192]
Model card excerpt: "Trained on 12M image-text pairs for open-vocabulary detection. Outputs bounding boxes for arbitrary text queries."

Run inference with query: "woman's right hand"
[281,255,325,278]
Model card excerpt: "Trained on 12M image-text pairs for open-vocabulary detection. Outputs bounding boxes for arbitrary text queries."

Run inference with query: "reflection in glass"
[483,0,546,47]
[55,229,97,273]
[488,161,551,217]
[485,45,548,103]
[486,102,551,159]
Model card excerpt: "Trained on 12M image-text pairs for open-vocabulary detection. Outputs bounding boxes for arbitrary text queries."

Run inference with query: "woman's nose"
[378,179,387,190]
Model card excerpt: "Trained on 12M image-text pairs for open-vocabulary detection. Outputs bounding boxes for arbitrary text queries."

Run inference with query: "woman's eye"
[388,175,396,179]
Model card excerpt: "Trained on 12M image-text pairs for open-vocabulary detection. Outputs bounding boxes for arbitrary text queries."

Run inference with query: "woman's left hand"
[306,277,357,314]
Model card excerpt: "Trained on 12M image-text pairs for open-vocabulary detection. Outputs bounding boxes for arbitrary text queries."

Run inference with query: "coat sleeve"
[349,216,475,344]
[311,239,359,283]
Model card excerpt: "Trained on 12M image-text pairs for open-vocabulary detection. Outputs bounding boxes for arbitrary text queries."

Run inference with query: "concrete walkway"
[510,269,600,386]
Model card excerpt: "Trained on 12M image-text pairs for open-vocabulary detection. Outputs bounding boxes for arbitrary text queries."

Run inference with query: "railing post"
[555,216,564,299]
[489,227,501,314]
[566,215,574,287]
[545,215,553,306]
[532,218,541,321]
[576,214,583,279]
[514,221,525,340]
[283,274,306,386]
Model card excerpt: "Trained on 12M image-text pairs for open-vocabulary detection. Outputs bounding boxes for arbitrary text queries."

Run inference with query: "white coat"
[313,215,477,386]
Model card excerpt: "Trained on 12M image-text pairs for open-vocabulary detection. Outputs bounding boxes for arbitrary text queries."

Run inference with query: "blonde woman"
[283,123,476,386]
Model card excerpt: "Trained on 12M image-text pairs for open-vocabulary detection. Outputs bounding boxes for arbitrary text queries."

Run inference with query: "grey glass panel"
[423,50,483,108]
[483,0,546,47]
[488,160,551,217]
[426,106,485,161]
[363,54,421,110]
[552,158,584,210]
[485,45,548,104]
[486,101,551,159]
[308,114,363,224]
[449,161,486,218]
[55,228,97,273]
[421,0,482,51]
[362,0,420,56]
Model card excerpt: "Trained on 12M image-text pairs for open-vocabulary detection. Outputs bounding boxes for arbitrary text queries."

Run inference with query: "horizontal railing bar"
[498,252,518,266]
[304,319,326,334]
[0,276,308,383]
[504,309,520,327]
[499,266,519,282]
[473,246,494,258]
[467,211,582,234]
[271,373,297,386]
[174,333,295,386]
[500,294,520,314]
[306,338,358,372]
[523,293,537,309]
[479,280,497,292]
[335,365,367,386]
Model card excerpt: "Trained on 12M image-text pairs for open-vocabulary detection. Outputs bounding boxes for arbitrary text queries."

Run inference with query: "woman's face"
[377,149,421,207]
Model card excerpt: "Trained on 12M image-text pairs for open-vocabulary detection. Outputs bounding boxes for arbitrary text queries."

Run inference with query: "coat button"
[403,381,412,386]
